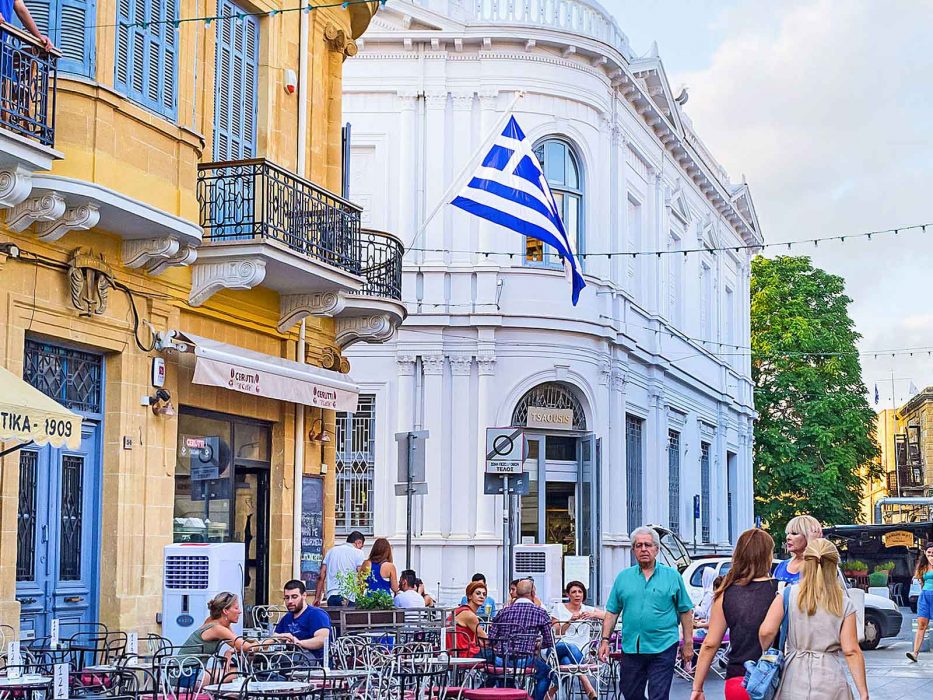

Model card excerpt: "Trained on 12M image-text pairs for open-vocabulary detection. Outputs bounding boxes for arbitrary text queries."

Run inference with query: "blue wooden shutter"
[213,0,258,160]
[22,0,95,77]
[115,0,176,118]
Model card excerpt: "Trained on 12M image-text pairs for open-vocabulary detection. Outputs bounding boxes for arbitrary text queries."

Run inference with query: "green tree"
[751,256,879,538]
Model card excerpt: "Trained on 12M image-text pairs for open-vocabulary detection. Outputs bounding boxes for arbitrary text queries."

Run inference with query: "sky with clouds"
[603,0,933,409]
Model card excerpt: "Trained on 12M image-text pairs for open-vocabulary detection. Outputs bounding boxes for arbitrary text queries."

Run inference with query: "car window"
[720,562,732,577]
[690,562,716,588]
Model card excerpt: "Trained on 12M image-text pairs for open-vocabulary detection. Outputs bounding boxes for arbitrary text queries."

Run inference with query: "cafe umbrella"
[0,364,82,456]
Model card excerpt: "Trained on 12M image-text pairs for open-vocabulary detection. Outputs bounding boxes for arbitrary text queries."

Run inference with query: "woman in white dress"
[759,538,869,700]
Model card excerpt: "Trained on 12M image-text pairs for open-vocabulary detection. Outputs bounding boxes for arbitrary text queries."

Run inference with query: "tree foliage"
[751,256,879,537]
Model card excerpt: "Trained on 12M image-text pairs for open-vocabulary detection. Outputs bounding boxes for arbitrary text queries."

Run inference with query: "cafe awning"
[171,331,359,412]
[0,365,82,451]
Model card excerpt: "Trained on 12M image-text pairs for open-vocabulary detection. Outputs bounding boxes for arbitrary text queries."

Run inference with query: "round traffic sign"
[492,434,514,456]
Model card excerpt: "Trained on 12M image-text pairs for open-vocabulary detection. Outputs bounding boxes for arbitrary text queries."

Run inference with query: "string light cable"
[82,0,387,30]
[408,221,931,259]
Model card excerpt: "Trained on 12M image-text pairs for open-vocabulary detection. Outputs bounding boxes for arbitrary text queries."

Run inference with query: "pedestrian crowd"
[185,512,933,700]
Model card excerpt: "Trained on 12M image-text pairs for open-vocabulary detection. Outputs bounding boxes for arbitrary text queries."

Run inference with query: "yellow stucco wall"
[0,0,376,634]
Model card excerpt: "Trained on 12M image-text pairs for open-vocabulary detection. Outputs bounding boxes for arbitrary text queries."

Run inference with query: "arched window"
[511,382,587,430]
[526,139,583,267]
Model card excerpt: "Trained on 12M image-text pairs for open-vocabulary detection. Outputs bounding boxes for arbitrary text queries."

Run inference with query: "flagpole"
[406,90,526,252]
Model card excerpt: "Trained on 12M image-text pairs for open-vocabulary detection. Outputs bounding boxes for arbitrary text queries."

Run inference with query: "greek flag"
[451,116,586,305]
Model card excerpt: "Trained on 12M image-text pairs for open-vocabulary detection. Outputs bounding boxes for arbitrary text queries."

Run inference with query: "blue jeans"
[482,650,552,700]
[326,595,355,607]
[556,641,584,665]
[618,642,679,700]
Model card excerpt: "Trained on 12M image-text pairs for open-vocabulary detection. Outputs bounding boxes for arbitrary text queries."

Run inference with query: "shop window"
[335,394,375,535]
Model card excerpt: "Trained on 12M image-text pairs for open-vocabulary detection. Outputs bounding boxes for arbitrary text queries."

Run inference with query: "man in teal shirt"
[598,526,694,700]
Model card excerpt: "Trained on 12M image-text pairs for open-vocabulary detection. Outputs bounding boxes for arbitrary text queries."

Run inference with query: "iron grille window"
[59,455,84,581]
[335,394,375,535]
[16,451,39,581]
[24,340,102,413]
[512,382,586,430]
[668,430,681,535]
[625,415,644,534]
[701,442,711,543]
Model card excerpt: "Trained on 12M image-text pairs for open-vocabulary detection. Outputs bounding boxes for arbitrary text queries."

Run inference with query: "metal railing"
[198,158,362,275]
[0,24,59,147]
[355,229,403,300]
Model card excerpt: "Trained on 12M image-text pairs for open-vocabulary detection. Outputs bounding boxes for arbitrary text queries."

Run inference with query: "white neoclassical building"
[335,0,763,604]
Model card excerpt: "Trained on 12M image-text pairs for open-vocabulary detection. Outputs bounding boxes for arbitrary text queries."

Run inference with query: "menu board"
[300,476,325,590]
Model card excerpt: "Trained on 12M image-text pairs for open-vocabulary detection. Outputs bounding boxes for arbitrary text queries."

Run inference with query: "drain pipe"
[293,8,311,578]
[874,497,933,524]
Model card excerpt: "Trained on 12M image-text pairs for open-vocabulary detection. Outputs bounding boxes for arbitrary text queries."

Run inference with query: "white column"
[609,366,628,585]
[423,91,448,266]
[475,354,497,537]
[477,90,501,256]
[394,354,417,538]
[645,381,665,524]
[396,92,418,241]
[449,355,473,536]
[421,354,446,536]
[715,404,729,548]
[450,92,475,266]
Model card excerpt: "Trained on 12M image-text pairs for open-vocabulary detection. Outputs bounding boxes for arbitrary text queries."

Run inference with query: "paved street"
[670,607,933,699]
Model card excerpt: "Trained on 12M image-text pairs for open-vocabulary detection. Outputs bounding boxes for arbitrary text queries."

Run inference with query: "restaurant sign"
[883,530,915,548]
[526,406,574,430]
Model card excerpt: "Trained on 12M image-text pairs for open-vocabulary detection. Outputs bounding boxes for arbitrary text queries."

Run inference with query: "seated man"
[394,571,426,608]
[460,573,496,617]
[273,579,331,659]
[487,579,553,700]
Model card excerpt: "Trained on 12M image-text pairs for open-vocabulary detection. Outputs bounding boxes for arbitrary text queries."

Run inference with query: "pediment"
[730,183,761,234]
[631,55,685,136]
[367,1,463,33]
[666,182,691,226]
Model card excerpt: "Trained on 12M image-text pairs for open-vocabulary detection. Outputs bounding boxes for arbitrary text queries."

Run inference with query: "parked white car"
[681,557,902,650]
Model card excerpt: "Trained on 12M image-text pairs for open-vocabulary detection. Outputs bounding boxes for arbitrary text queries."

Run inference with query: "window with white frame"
[335,394,375,535]
[700,441,711,543]
[526,139,583,267]
[625,415,644,534]
[668,429,681,535]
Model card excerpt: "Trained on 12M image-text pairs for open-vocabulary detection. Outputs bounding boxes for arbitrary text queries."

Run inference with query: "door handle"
[41,524,48,544]
[64,596,83,603]
[18,597,37,605]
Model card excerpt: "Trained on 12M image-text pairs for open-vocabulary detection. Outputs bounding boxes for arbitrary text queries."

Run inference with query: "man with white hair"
[598,526,695,699]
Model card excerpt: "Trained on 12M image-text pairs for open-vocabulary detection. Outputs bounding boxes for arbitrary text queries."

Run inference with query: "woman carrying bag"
[759,538,869,700]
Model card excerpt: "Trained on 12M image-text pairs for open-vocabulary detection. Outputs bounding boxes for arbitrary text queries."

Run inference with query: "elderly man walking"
[598,526,695,700]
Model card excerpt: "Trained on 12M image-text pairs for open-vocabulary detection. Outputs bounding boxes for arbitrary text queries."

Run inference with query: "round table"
[0,675,52,688]
[204,680,312,697]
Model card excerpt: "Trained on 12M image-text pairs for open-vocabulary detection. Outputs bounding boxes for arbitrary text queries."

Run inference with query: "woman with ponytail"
[759,539,868,700]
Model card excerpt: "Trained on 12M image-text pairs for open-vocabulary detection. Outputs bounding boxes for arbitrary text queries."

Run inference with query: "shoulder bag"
[742,586,791,700]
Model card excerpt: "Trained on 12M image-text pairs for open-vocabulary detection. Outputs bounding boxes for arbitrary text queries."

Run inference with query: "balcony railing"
[355,229,403,300]
[0,24,59,147]
[198,159,362,275]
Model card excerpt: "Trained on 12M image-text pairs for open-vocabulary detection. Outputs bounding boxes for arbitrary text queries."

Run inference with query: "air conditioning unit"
[513,544,563,608]
[162,543,244,646]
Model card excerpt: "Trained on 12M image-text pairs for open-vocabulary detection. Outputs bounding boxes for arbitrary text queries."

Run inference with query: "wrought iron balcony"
[355,228,403,300]
[197,158,362,277]
[0,24,59,147]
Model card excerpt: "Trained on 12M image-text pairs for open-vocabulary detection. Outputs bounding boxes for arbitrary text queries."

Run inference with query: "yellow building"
[0,0,403,639]
[864,392,933,524]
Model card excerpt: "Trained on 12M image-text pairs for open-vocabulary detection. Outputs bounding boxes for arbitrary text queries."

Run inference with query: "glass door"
[577,435,601,601]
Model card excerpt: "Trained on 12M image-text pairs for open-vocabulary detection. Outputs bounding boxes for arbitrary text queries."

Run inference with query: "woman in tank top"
[362,537,399,597]
[691,528,779,700]
[907,541,933,662]
[448,581,489,657]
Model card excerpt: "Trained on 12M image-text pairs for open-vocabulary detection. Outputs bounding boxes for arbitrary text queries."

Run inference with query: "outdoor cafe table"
[204,680,313,698]
[0,673,52,700]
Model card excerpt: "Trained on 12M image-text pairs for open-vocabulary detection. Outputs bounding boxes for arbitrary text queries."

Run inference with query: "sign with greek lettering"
[50,618,60,647]
[128,631,138,657]
[525,406,574,430]
[486,428,525,474]
[7,641,21,677]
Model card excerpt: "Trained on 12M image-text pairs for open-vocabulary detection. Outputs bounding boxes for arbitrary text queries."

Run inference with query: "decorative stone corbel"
[6,192,65,232]
[34,203,100,242]
[323,23,358,58]
[122,236,197,276]
[0,166,33,208]
[189,258,266,306]
[335,313,396,350]
[277,292,346,333]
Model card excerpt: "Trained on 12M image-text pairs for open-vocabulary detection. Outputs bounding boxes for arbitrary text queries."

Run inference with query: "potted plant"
[869,561,895,587]
[335,569,401,631]
[843,559,868,576]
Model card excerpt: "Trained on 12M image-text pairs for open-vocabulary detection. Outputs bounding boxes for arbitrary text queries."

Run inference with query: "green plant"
[868,571,889,587]
[874,561,896,573]
[335,568,395,611]
[844,560,868,572]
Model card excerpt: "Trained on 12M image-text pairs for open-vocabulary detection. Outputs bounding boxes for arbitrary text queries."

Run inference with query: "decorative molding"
[647,381,664,407]
[335,313,397,349]
[323,22,357,58]
[321,347,346,372]
[611,369,626,393]
[0,166,33,208]
[699,420,716,440]
[424,91,448,109]
[34,203,100,242]
[278,292,346,332]
[122,236,197,276]
[450,92,474,109]
[189,258,266,307]
[667,406,687,428]
[449,355,473,375]
[422,354,445,376]
[68,247,112,316]
[397,353,417,376]
[477,354,496,376]
[7,192,65,232]
[599,360,611,386]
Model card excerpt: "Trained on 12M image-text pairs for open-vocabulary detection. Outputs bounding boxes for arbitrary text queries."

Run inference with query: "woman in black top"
[691,528,778,700]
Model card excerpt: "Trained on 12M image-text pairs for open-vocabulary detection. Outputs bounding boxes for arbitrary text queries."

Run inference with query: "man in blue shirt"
[273,580,331,659]
[598,526,694,700]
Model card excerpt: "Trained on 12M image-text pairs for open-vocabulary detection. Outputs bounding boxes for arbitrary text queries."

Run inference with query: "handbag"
[742,586,791,700]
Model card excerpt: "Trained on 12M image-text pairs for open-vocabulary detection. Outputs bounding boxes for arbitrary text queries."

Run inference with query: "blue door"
[16,341,103,640]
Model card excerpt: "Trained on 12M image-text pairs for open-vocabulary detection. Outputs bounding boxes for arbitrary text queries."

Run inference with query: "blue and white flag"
[451,116,586,305]
[874,384,880,406]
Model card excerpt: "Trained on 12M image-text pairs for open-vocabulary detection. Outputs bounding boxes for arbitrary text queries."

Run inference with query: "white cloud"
[672,0,933,406]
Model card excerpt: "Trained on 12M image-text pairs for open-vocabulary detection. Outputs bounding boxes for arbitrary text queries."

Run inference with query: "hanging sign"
[526,406,574,430]
[883,530,915,548]
[50,618,60,647]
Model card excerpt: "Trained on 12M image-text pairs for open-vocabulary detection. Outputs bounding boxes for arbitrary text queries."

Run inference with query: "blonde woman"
[774,514,823,584]
[759,539,868,700]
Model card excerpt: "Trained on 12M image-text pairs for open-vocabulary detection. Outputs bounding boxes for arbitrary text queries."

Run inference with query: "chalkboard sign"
[300,476,325,590]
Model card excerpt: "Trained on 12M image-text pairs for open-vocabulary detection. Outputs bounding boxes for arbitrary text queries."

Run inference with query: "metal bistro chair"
[477,632,537,694]
[392,651,449,700]
[249,606,288,637]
